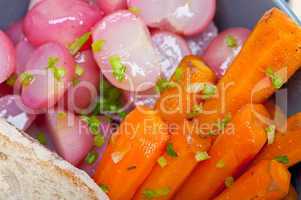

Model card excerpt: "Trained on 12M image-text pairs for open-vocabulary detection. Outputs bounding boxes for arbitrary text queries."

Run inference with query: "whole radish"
[97,0,127,14]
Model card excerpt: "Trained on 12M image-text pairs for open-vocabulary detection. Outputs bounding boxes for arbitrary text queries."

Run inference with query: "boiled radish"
[97,0,127,14]
[15,40,35,74]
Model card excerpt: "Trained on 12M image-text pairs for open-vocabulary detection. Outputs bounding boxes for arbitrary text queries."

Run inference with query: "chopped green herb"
[85,151,99,165]
[20,72,34,86]
[56,111,66,120]
[47,57,66,81]
[155,79,177,93]
[119,111,127,119]
[92,39,105,53]
[94,134,105,147]
[99,184,109,193]
[142,187,170,199]
[195,151,210,162]
[166,143,178,157]
[36,132,47,145]
[6,74,17,86]
[174,67,183,81]
[188,104,203,119]
[48,57,59,69]
[265,67,284,89]
[75,64,85,77]
[266,124,276,144]
[274,155,289,164]
[187,82,204,93]
[216,159,225,168]
[216,114,232,131]
[225,35,238,48]
[225,176,234,188]
[109,55,126,82]
[129,6,141,15]
[127,165,137,171]
[69,32,91,55]
[202,83,217,99]
[82,116,101,135]
[157,156,168,168]
[72,78,80,86]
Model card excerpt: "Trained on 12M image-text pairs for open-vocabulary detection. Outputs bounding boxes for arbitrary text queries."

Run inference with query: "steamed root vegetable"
[24,0,103,46]
[97,0,127,14]
[195,8,301,135]
[0,95,36,130]
[15,40,35,74]
[46,110,94,166]
[92,10,161,92]
[175,104,269,200]
[5,20,25,45]
[152,31,191,80]
[186,22,218,55]
[127,0,216,36]
[214,160,291,200]
[0,31,16,84]
[133,121,211,200]
[287,112,301,131]
[93,107,169,200]
[283,185,298,200]
[63,50,100,113]
[203,27,250,78]
[21,42,75,110]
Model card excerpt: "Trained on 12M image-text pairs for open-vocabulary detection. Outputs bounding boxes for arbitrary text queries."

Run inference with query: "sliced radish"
[97,0,127,14]
[203,27,250,79]
[0,95,36,130]
[152,31,191,80]
[0,31,16,84]
[15,40,35,74]
[0,84,13,97]
[92,10,161,92]
[46,110,93,166]
[64,50,100,113]
[21,42,75,110]
[5,20,26,45]
[127,0,216,36]
[186,22,218,55]
[123,87,159,109]
[24,0,103,46]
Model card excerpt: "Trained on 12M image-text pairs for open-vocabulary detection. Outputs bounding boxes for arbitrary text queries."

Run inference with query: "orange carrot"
[93,107,169,200]
[287,112,301,131]
[175,104,270,200]
[195,8,301,136]
[133,120,211,200]
[214,160,291,200]
[283,185,298,200]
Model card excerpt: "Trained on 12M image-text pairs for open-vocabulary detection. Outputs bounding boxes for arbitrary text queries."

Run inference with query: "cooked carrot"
[156,56,216,124]
[195,8,301,135]
[287,112,301,131]
[214,160,291,200]
[93,107,169,200]
[133,120,211,200]
[283,185,298,200]
[175,104,270,200]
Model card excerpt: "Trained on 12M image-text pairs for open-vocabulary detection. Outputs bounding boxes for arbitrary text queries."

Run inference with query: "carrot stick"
[287,112,301,131]
[133,120,211,200]
[174,104,270,200]
[93,107,169,200]
[214,160,291,200]
[195,8,301,136]
[283,185,298,200]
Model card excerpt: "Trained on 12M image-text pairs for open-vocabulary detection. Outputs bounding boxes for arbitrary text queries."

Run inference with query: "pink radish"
[92,10,161,92]
[63,50,100,114]
[203,27,250,79]
[97,0,127,14]
[127,0,216,36]
[186,22,218,55]
[152,31,191,80]
[0,84,13,97]
[5,20,25,45]
[15,40,35,74]
[46,110,93,165]
[24,0,103,47]
[21,42,75,110]
[0,31,16,84]
[0,95,36,130]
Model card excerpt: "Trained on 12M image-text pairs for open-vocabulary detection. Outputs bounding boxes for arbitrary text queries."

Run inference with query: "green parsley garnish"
[72,78,80,86]
[155,78,177,93]
[128,6,141,15]
[225,176,234,188]
[47,57,66,81]
[85,151,99,165]
[92,39,105,53]
[265,67,284,89]
[82,116,101,135]
[174,67,183,81]
[75,64,85,77]
[6,74,17,86]
[166,143,178,157]
[216,114,232,131]
[36,132,47,145]
[195,151,210,162]
[20,72,34,86]
[69,32,91,55]
[202,83,217,99]
[157,156,168,168]
[142,187,170,199]
[266,124,276,144]
[94,134,105,147]
[274,155,289,164]
[109,55,126,82]
[188,104,203,119]
[48,57,59,69]
[216,159,225,168]
[225,35,238,48]
[99,184,109,193]
[56,111,66,120]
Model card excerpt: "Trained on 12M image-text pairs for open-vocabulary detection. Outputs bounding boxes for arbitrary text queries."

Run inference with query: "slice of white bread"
[0,118,108,200]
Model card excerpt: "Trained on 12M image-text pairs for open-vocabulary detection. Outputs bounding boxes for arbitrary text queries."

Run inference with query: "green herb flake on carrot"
[265,67,284,89]
[195,151,210,162]
[274,155,289,164]
[157,156,168,168]
[266,124,276,144]
[174,67,183,82]
[166,143,178,157]
[202,83,217,99]
[142,187,170,199]
[188,104,203,119]
[155,78,177,93]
